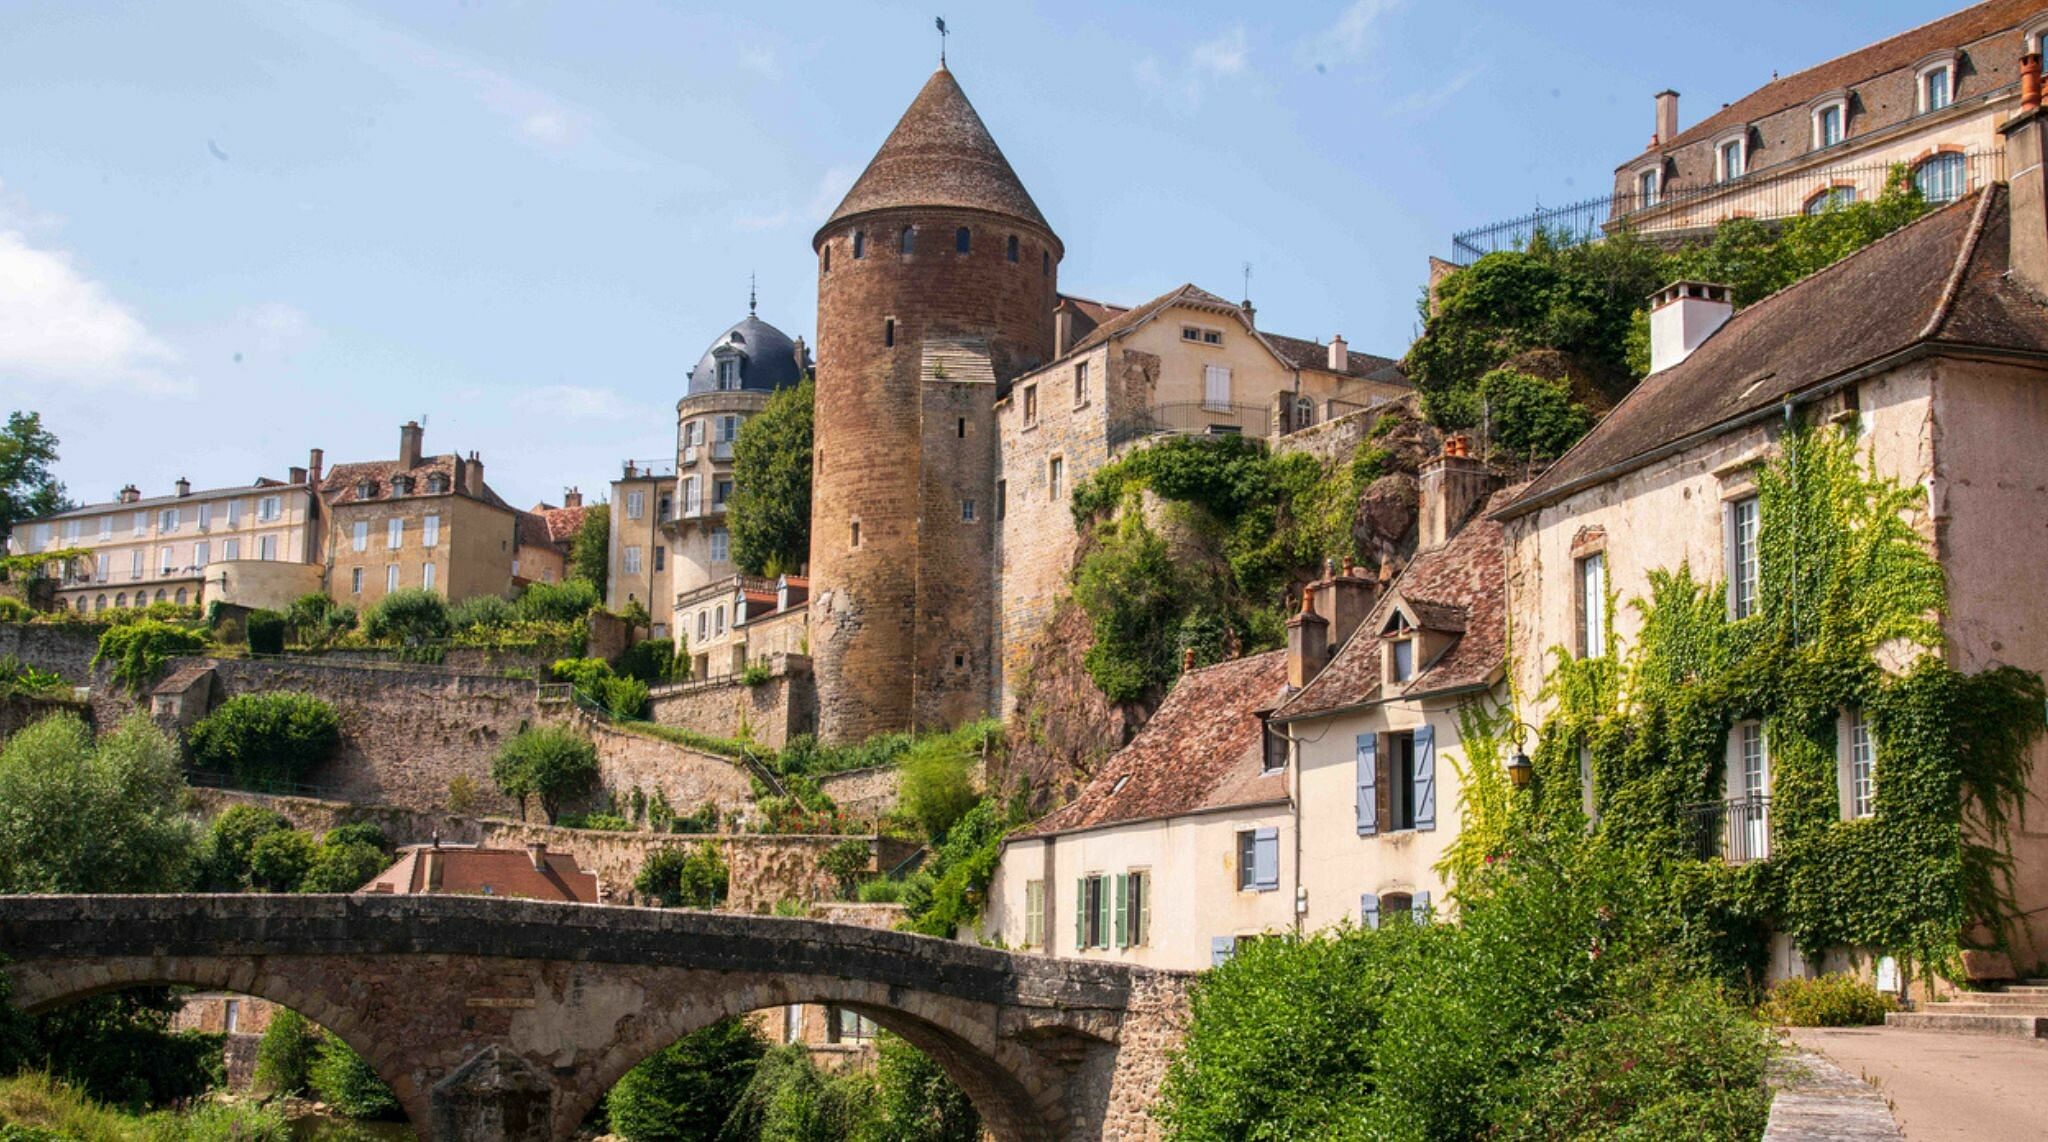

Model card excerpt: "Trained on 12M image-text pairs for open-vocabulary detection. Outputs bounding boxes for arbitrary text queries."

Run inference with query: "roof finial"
[935,15,948,67]
[749,272,757,316]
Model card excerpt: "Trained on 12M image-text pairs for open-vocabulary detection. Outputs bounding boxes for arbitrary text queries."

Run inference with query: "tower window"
[953,652,966,669]
[956,227,971,253]
[1043,249,1050,275]
[822,246,831,273]
[1006,235,1019,263]
[850,519,861,548]
[884,318,895,347]
[962,498,976,522]
[853,230,865,259]
[956,417,966,438]
[900,226,916,255]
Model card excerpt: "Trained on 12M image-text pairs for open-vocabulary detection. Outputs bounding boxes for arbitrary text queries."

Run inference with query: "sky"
[1,0,1960,510]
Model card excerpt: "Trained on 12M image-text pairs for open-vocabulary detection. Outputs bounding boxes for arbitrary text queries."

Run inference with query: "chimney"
[563,486,583,509]
[398,421,424,470]
[525,841,548,872]
[792,335,808,373]
[1054,307,1074,357]
[1647,281,1735,373]
[1240,298,1256,327]
[118,485,140,504]
[1286,588,1331,688]
[465,451,484,496]
[1418,436,1500,550]
[1314,563,1377,651]
[174,477,191,498]
[1654,89,1680,146]
[2003,53,2048,298]
[289,466,306,484]
[1327,334,1348,373]
[308,448,324,486]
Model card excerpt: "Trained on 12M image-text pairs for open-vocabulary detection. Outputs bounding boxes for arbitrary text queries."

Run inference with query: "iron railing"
[619,459,677,480]
[1107,402,1274,449]
[185,768,335,801]
[1684,795,1773,864]
[1449,149,2003,265]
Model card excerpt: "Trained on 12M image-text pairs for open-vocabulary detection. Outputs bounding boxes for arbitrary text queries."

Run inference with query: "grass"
[0,1073,291,1142]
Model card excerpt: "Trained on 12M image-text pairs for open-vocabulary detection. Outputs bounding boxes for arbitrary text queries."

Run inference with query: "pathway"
[1791,1026,2048,1141]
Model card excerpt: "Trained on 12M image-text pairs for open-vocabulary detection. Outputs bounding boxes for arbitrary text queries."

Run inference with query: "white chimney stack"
[1654,90,1680,146]
[1327,334,1348,373]
[1648,281,1733,374]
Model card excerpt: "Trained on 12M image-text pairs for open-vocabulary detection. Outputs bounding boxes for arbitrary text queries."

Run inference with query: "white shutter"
[1356,734,1379,836]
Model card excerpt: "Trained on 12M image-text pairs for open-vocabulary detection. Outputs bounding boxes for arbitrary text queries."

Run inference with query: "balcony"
[711,440,735,462]
[1684,795,1773,864]
[619,458,677,480]
[1107,402,1271,450]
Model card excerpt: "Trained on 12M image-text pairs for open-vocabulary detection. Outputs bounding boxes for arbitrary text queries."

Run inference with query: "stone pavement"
[1766,1047,1904,1141]
[1791,1026,2048,1141]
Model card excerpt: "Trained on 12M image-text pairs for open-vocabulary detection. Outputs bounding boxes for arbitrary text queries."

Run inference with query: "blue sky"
[2,0,1953,509]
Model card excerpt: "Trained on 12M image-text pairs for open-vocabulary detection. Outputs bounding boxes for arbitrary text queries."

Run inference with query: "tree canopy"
[0,713,194,894]
[728,377,814,577]
[571,504,611,596]
[0,411,72,547]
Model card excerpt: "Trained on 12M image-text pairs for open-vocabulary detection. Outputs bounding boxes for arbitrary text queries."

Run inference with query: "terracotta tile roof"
[1498,186,2048,517]
[1064,283,1241,359]
[1016,650,1291,838]
[1277,498,1511,721]
[820,67,1055,243]
[513,510,556,553]
[1058,294,1130,345]
[1261,330,1409,385]
[534,504,589,546]
[1649,0,2037,158]
[1051,284,1404,389]
[322,455,512,512]
[361,844,599,903]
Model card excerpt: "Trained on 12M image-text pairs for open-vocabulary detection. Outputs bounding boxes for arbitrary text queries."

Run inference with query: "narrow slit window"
[956,227,971,253]
[884,318,895,347]
[1006,235,1019,263]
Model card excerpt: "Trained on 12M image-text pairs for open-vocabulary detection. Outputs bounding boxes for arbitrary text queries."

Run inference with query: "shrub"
[0,597,34,623]
[635,841,728,908]
[604,1018,766,1140]
[0,654,66,697]
[360,587,449,646]
[446,774,482,815]
[557,812,634,832]
[185,691,340,788]
[1758,973,1898,1027]
[741,659,772,687]
[898,721,993,843]
[282,593,347,646]
[870,1032,980,1142]
[617,637,681,684]
[196,805,293,891]
[321,822,390,852]
[247,828,316,892]
[490,726,599,824]
[91,619,208,690]
[244,609,287,655]
[25,988,225,1111]
[602,675,651,719]
[299,838,388,893]
[447,593,515,630]
[0,713,194,894]
[516,579,600,624]
[819,839,871,897]
[252,1008,318,1095]
[309,1036,401,1119]
[1473,368,1594,461]
[855,878,907,904]
[551,656,614,692]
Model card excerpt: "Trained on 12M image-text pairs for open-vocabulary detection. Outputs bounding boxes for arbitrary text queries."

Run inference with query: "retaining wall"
[0,623,100,684]
[646,655,816,749]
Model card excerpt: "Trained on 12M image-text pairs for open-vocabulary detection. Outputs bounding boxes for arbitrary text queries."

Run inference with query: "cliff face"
[1001,593,1143,809]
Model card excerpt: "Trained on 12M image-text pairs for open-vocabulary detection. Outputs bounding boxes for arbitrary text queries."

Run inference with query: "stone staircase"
[1886,979,2048,1037]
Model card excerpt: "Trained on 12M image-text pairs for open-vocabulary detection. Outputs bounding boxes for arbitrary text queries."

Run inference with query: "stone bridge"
[0,895,1189,1141]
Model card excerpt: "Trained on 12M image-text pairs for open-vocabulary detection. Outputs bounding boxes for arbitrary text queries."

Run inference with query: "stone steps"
[1924,991,2048,1007]
[1885,1010,2048,1037]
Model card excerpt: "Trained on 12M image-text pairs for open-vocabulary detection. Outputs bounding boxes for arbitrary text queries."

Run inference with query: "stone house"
[609,460,675,636]
[362,840,601,903]
[674,573,808,680]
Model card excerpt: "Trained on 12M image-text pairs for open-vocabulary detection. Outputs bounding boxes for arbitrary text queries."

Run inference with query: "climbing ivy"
[1523,423,2042,985]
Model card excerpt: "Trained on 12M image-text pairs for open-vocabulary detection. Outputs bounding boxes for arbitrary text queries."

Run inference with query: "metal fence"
[1684,795,1773,864]
[1107,402,1273,449]
[185,768,336,801]
[1449,149,2003,265]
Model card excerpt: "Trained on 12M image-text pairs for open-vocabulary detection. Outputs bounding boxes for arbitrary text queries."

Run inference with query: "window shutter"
[1361,893,1380,929]
[1356,734,1379,836]
[1211,936,1235,967]
[1114,874,1129,948]
[1253,827,1279,890]
[1075,879,1086,950]
[1095,879,1112,949]
[1722,500,1738,619]
[1414,724,1437,830]
[1413,890,1432,923]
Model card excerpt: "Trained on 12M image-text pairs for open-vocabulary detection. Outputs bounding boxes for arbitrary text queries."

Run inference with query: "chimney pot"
[289,466,306,484]
[1287,586,1332,688]
[1240,299,1256,327]
[563,487,582,509]
[2025,52,2044,114]
[175,477,191,498]
[1648,281,1735,373]
[1654,89,1680,146]
[1182,645,1196,672]
[1327,334,1348,373]
[119,484,140,504]
[1054,308,1075,357]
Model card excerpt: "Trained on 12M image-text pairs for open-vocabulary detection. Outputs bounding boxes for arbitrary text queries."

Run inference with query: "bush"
[0,713,194,894]
[1473,368,1594,461]
[617,638,681,684]
[26,988,225,1111]
[0,597,33,623]
[551,655,614,692]
[252,1008,318,1096]
[869,1032,980,1142]
[819,839,871,897]
[855,878,907,904]
[361,587,449,646]
[185,691,341,788]
[718,1043,873,1142]
[490,726,599,824]
[635,842,728,908]
[0,654,65,697]
[604,1018,767,1141]
[299,838,388,893]
[1758,973,1898,1027]
[247,828,316,892]
[244,609,287,655]
[196,805,294,891]
[321,822,390,852]
[740,659,772,687]
[309,1036,400,1119]
[898,722,993,842]
[602,675,651,719]
[447,593,515,630]
[557,812,634,832]
[91,619,208,690]
[516,579,601,624]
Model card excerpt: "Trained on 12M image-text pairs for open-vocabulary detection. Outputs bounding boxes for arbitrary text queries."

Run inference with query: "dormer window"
[1714,131,1747,182]
[356,479,375,500]
[1633,165,1660,210]
[716,358,741,390]
[1810,97,1846,150]
[1261,717,1288,774]
[392,476,412,497]
[1915,50,1959,115]
[1383,613,1417,684]
[426,472,449,494]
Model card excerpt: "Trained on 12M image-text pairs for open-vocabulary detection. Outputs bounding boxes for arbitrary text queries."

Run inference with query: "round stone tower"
[810,65,1061,743]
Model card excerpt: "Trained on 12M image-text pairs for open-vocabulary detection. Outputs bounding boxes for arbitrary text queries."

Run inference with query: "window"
[1262,719,1288,774]
[710,528,729,563]
[95,554,109,581]
[697,612,708,641]
[717,414,740,443]
[1843,707,1876,819]
[1048,456,1064,498]
[132,512,146,537]
[1022,383,1039,426]
[899,226,916,255]
[158,546,174,574]
[421,513,442,548]
[851,229,864,258]
[174,587,186,605]
[1635,166,1660,209]
[1043,249,1050,274]
[1812,101,1844,149]
[714,605,726,635]
[1357,728,1436,835]
[1391,637,1415,681]
[427,472,448,493]
[1576,551,1607,658]
[625,545,643,575]
[1073,361,1089,406]
[1728,495,1760,618]
[955,226,971,253]
[115,593,126,608]
[193,541,209,568]
[351,567,363,594]
[387,518,403,549]
[683,477,701,515]
[129,550,143,579]
[714,479,733,508]
[1805,185,1856,214]
[226,499,242,526]
[98,515,112,540]
[961,498,976,522]
[1125,869,1150,947]
[821,246,831,273]
[653,544,665,571]
[658,493,672,522]
[352,521,368,552]
[159,508,179,533]
[422,562,436,591]
[715,358,739,390]
[1006,234,1019,263]
[1077,873,1110,950]
[1203,365,1231,408]
[1023,880,1045,947]
[222,538,239,561]
[1914,152,1967,203]
[884,317,895,347]
[94,594,106,612]
[257,495,281,522]
[1236,828,1279,892]
[1730,721,1772,859]
[626,491,645,520]
[193,505,209,532]
[259,534,277,561]
[1716,134,1746,182]
[386,564,400,592]
[1921,64,1952,113]
[995,480,1007,521]
[849,519,861,549]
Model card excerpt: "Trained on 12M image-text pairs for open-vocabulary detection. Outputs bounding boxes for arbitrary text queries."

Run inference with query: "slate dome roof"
[686,313,809,396]
[816,66,1055,248]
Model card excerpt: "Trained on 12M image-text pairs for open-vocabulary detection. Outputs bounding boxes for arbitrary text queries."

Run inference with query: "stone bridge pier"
[0,896,1189,1141]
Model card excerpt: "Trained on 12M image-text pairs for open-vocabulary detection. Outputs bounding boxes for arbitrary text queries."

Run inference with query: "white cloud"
[0,219,183,395]
[740,47,779,78]
[1192,28,1248,77]
[513,385,632,421]
[1389,64,1483,115]
[1138,27,1251,110]
[1302,0,1405,70]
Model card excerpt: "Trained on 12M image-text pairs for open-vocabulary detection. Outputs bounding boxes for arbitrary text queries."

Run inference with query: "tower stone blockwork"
[810,68,1060,743]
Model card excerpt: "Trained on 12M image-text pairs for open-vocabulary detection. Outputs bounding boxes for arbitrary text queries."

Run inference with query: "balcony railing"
[1448,149,2002,265]
[619,459,677,480]
[1108,402,1272,449]
[711,440,735,461]
[1684,795,1773,864]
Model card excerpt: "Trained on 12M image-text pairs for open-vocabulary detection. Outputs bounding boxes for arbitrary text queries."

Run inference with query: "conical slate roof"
[816,67,1054,246]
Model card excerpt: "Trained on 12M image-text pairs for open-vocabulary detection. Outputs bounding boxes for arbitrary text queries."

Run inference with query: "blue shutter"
[1413,890,1432,923]
[1414,724,1437,830]
[1356,734,1379,836]
[1211,936,1236,967]
[1253,827,1279,890]
[1361,893,1381,929]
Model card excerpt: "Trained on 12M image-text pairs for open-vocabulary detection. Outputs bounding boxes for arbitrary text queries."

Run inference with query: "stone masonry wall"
[817,764,900,821]
[0,623,100,684]
[541,707,756,818]
[1274,405,1378,467]
[0,694,88,740]
[645,656,815,749]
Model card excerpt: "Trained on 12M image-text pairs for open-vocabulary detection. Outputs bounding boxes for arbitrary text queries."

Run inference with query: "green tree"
[1074,514,1187,703]
[362,587,450,646]
[1474,368,1595,461]
[491,726,600,824]
[0,411,73,548]
[90,619,209,691]
[605,1018,767,1141]
[0,713,194,894]
[185,691,341,788]
[518,578,602,623]
[867,1033,979,1142]
[728,377,813,577]
[310,1035,402,1119]
[571,506,611,596]
[898,721,993,842]
[196,805,295,891]
[635,842,729,908]
[247,828,316,892]
[252,1008,319,1096]
[300,838,389,892]
[26,990,224,1110]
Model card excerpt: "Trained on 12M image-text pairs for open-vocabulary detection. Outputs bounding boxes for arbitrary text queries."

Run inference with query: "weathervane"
[749,272,757,316]
[936,16,948,66]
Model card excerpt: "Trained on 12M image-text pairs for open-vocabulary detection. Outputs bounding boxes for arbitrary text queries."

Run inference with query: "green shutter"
[1095,878,1112,949]
[1075,878,1086,950]
[1114,874,1129,948]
